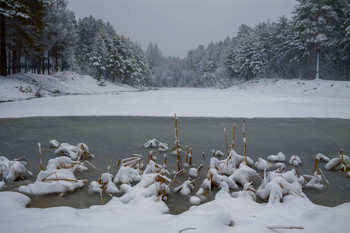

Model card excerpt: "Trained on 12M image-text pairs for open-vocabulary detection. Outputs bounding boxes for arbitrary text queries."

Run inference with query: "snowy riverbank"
[0,73,349,119]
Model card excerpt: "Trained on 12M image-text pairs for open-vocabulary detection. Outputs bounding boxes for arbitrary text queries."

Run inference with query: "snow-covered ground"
[0,73,349,119]
[1,73,350,233]
[1,190,349,233]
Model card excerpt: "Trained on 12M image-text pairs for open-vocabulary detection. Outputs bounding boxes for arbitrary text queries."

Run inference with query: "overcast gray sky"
[68,0,296,58]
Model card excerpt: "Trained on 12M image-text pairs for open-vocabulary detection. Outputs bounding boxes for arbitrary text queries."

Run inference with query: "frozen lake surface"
[0,116,349,213]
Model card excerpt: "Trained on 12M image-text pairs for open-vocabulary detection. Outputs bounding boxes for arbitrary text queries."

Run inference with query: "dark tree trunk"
[8,49,11,75]
[24,55,27,73]
[42,59,44,75]
[18,42,22,73]
[37,57,41,74]
[0,14,6,76]
[47,56,50,75]
[12,45,16,74]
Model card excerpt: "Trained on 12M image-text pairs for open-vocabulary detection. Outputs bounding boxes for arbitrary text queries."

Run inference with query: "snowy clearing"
[0,73,349,119]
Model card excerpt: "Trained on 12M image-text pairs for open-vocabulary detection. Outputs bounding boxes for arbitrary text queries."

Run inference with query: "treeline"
[0,0,150,85]
[147,0,350,87]
[1,0,349,87]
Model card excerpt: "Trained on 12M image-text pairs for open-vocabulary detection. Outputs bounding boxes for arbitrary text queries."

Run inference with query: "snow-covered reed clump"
[18,142,95,195]
[0,156,32,182]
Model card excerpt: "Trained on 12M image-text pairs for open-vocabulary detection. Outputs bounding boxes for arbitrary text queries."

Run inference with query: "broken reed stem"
[340,149,344,164]
[289,189,305,198]
[99,190,104,205]
[318,168,329,185]
[197,164,203,172]
[224,128,229,156]
[38,143,43,171]
[314,159,319,175]
[189,148,193,166]
[171,169,185,186]
[232,123,236,150]
[85,160,99,170]
[186,146,189,164]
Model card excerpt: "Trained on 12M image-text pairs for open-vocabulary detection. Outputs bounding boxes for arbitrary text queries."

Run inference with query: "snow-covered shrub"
[315,153,330,162]
[18,169,87,195]
[77,143,95,160]
[54,143,95,160]
[114,166,142,184]
[46,157,87,172]
[90,172,120,194]
[324,152,349,171]
[231,182,256,201]
[229,164,257,187]
[188,164,203,178]
[49,139,60,148]
[54,143,78,159]
[289,155,301,166]
[267,152,286,162]
[0,156,32,182]
[189,195,201,205]
[304,172,324,190]
[174,178,196,196]
[144,138,169,152]
[275,163,286,172]
[255,158,269,170]
[257,169,303,204]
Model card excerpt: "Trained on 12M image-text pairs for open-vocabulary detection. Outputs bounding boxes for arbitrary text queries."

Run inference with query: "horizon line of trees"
[0,0,150,85]
[147,0,350,87]
[1,0,349,87]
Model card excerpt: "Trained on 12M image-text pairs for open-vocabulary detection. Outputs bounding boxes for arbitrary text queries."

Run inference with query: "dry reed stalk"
[85,160,99,170]
[224,128,229,156]
[289,189,305,198]
[38,143,43,171]
[189,148,193,166]
[116,160,121,167]
[186,146,189,164]
[341,149,344,164]
[314,159,319,175]
[197,164,203,173]
[232,123,236,150]
[170,169,185,186]
[99,190,104,204]
[318,168,329,185]
[242,119,246,138]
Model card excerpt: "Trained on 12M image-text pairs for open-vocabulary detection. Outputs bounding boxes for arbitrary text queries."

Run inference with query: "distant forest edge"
[1,0,349,87]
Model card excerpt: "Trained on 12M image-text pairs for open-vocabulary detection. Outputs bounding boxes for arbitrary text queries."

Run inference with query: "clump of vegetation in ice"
[54,143,95,160]
[289,155,302,166]
[18,142,95,195]
[324,149,349,171]
[267,152,286,162]
[315,153,330,162]
[143,138,169,152]
[0,156,32,182]
[49,139,60,148]
[255,158,269,170]
[257,169,303,204]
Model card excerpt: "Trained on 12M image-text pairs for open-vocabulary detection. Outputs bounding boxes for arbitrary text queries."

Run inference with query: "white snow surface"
[1,74,349,119]
[0,190,349,233]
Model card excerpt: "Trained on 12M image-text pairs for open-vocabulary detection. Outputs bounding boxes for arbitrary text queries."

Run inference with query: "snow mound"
[267,152,286,162]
